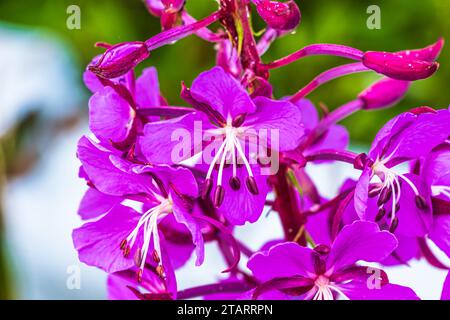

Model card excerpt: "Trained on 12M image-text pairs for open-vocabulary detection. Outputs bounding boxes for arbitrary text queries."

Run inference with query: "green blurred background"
[0,0,448,299]
[0,0,448,142]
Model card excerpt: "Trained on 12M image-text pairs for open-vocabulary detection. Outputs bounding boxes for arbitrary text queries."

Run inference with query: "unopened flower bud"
[161,0,185,13]
[394,38,444,62]
[89,42,149,79]
[362,51,439,81]
[359,77,410,110]
[255,0,301,31]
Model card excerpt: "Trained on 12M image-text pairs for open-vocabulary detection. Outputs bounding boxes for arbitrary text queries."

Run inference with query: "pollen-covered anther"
[152,250,161,263]
[137,268,143,283]
[156,265,166,279]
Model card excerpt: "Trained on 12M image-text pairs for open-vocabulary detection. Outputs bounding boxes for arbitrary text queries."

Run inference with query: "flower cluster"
[74,0,450,300]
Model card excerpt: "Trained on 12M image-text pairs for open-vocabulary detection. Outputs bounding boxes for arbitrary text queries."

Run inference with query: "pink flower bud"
[362,51,439,81]
[255,0,301,31]
[394,38,444,62]
[88,42,149,79]
[359,77,410,110]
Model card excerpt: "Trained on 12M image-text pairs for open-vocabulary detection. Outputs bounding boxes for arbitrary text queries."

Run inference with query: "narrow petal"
[327,221,398,272]
[171,190,205,266]
[248,242,315,282]
[246,96,305,151]
[190,66,256,119]
[354,166,372,219]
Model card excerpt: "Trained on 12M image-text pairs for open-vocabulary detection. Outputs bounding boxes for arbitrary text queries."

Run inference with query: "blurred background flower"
[0,0,448,299]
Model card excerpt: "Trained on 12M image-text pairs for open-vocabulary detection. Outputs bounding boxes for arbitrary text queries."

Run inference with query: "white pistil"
[125,199,172,276]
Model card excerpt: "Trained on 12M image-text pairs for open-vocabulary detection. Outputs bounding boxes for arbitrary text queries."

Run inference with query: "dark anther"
[375,207,386,222]
[232,113,247,127]
[312,252,326,275]
[123,245,131,257]
[353,153,370,170]
[213,185,225,208]
[314,244,330,255]
[137,269,143,283]
[368,185,381,198]
[202,178,213,199]
[246,176,259,195]
[389,217,399,233]
[414,195,429,210]
[229,176,241,190]
[377,187,392,206]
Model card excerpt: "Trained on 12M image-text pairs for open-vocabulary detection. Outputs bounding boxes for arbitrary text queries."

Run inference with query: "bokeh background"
[0,0,448,299]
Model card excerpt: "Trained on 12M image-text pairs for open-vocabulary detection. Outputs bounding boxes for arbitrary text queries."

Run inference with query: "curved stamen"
[432,185,450,198]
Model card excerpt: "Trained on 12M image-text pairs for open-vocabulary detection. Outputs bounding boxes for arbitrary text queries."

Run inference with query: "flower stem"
[262,44,364,70]
[145,10,222,51]
[289,63,369,102]
[305,149,358,165]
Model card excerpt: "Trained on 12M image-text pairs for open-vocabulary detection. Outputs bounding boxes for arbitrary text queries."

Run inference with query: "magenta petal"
[213,165,269,225]
[395,38,445,62]
[78,188,120,220]
[327,221,398,272]
[107,273,139,300]
[441,271,450,300]
[294,99,319,130]
[423,144,450,201]
[337,282,419,300]
[354,166,372,219]
[247,242,315,282]
[190,67,256,119]
[246,96,305,151]
[255,0,301,31]
[306,124,349,155]
[171,190,204,266]
[381,235,419,266]
[135,67,161,108]
[138,112,206,164]
[429,215,450,258]
[73,205,140,273]
[89,86,134,143]
[384,109,450,161]
[395,174,433,237]
[77,137,153,196]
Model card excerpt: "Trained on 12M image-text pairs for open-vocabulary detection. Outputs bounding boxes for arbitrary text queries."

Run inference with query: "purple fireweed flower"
[422,143,450,257]
[88,42,150,79]
[138,66,305,225]
[354,108,450,234]
[247,221,419,300]
[252,0,301,31]
[73,136,204,282]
